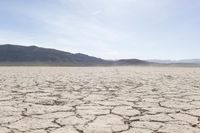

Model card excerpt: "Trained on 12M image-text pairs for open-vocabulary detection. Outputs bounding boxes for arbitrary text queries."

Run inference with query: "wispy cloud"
[0,0,200,59]
[91,10,102,16]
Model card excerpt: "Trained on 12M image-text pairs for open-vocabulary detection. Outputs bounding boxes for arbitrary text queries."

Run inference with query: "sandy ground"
[0,66,200,133]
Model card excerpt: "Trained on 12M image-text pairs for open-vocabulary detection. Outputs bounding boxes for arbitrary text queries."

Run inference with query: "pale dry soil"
[0,67,200,133]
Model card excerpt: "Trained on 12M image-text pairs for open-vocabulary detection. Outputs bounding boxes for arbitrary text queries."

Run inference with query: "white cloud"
[91,10,102,16]
[1,0,200,59]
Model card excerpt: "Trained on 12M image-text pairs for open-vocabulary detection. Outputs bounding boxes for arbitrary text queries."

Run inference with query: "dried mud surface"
[0,66,200,133]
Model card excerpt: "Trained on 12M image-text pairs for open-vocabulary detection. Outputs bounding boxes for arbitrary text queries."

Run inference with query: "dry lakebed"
[0,66,200,133]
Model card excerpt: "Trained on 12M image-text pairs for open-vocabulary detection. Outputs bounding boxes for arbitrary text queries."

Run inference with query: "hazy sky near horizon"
[0,0,200,60]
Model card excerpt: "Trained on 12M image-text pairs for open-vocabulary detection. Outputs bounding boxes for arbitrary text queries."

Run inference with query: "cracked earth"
[0,67,200,133]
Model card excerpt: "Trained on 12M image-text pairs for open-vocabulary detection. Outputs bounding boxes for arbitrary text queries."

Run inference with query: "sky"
[0,0,200,60]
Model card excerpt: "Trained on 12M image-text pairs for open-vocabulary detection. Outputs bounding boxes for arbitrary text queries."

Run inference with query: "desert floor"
[0,67,200,133]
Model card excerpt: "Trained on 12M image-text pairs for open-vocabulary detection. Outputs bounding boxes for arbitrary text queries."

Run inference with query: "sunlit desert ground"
[0,67,200,133]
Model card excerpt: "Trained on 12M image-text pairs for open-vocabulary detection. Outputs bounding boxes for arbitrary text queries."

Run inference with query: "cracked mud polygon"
[0,67,200,133]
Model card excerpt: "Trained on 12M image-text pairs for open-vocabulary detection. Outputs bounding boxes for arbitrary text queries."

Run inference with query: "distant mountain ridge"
[1,44,199,66]
[0,44,149,66]
[148,59,200,64]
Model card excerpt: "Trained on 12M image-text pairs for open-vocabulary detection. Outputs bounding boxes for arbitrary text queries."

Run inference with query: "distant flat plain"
[0,66,200,133]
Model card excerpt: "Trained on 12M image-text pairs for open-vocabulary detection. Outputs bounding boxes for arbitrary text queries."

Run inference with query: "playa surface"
[0,66,200,133]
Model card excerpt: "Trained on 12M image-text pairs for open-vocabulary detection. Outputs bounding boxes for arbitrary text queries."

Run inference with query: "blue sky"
[0,0,200,60]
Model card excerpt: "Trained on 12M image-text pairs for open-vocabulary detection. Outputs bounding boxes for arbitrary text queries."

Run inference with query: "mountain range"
[147,59,200,64]
[0,44,149,66]
[0,44,199,66]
